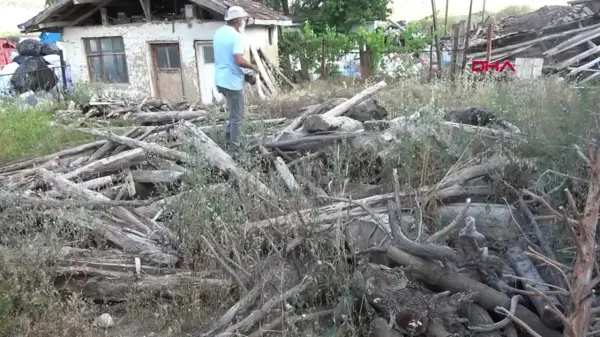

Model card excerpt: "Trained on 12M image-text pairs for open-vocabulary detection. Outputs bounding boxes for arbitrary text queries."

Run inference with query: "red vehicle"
[0,39,18,68]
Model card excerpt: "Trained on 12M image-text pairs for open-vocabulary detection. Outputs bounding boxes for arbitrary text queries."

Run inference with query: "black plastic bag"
[40,43,61,56]
[17,39,43,57]
[10,57,57,94]
[12,55,27,65]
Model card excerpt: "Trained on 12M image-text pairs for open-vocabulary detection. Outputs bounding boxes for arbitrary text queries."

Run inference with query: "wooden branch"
[132,111,209,124]
[200,235,247,292]
[61,148,146,181]
[130,170,184,184]
[202,266,278,337]
[507,246,564,328]
[0,140,106,174]
[386,246,562,337]
[181,121,278,200]
[566,143,600,337]
[427,198,471,243]
[468,295,521,333]
[322,81,387,118]
[247,309,333,337]
[214,276,314,337]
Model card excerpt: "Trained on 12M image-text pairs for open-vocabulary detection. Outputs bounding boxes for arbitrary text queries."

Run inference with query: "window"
[202,46,214,64]
[154,44,181,69]
[84,37,128,83]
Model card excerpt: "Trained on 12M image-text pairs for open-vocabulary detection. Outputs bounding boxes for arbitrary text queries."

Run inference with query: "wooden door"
[195,41,222,105]
[151,43,183,101]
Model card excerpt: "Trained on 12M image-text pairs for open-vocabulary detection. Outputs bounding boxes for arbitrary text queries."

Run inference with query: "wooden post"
[444,0,450,36]
[100,8,108,25]
[485,23,492,63]
[481,0,486,25]
[429,26,434,82]
[461,0,474,70]
[430,0,442,77]
[450,23,459,79]
[321,39,327,79]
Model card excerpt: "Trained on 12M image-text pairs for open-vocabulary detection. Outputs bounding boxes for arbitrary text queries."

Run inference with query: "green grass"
[0,101,91,163]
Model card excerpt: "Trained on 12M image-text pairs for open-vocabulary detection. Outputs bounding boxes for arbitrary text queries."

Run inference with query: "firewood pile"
[2,80,600,337]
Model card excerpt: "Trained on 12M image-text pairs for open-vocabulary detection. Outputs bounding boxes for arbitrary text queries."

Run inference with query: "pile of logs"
[1,80,599,337]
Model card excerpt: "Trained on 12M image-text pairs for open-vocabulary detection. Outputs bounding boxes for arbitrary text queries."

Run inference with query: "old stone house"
[21,0,291,104]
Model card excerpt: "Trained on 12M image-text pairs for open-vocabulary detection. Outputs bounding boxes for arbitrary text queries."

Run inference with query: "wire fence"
[0,56,70,100]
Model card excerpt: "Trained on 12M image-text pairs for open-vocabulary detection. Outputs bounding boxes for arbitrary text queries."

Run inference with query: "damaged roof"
[21,0,290,32]
[470,5,595,44]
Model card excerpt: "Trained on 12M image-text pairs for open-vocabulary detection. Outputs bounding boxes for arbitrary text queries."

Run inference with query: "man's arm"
[232,34,258,72]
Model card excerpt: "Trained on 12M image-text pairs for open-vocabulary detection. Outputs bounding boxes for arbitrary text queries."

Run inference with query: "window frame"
[83,36,129,83]
[152,43,182,71]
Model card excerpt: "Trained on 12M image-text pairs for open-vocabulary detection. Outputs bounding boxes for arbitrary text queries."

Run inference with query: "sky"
[1,0,575,33]
[390,0,571,20]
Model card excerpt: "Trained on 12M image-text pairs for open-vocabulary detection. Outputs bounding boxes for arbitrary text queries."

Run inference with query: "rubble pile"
[1,81,599,336]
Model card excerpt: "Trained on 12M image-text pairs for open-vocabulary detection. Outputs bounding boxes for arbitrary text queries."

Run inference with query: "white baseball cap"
[224,6,249,21]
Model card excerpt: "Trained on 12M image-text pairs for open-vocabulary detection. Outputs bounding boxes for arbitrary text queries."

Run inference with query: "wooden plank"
[69,0,116,26]
[554,44,600,70]
[578,71,600,85]
[100,8,108,25]
[38,21,73,28]
[544,27,600,57]
[259,48,297,89]
[250,44,277,95]
[468,21,600,58]
[138,0,151,21]
[189,0,227,15]
[514,58,543,79]
[567,55,600,76]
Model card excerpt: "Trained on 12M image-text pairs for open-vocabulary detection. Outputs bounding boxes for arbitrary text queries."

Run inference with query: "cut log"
[271,98,348,142]
[40,169,176,246]
[349,263,472,336]
[54,267,229,302]
[181,121,278,200]
[130,170,185,184]
[54,210,178,266]
[507,246,564,328]
[462,304,503,337]
[61,148,146,181]
[273,156,301,192]
[386,247,562,337]
[132,110,209,124]
[346,98,389,122]
[322,81,387,118]
[87,127,139,163]
[0,140,107,174]
[303,115,363,133]
[434,203,517,241]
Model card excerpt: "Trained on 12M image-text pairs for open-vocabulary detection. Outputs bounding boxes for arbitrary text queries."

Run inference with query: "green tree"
[292,0,390,33]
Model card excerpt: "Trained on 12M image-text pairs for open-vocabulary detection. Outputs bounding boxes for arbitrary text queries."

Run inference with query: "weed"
[0,100,90,163]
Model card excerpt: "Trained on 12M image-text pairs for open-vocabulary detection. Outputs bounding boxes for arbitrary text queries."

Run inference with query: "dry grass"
[0,74,598,337]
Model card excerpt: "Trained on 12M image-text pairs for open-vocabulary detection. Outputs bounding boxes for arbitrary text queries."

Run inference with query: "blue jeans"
[217,86,245,149]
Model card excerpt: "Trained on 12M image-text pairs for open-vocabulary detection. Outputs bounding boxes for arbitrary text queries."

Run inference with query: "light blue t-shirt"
[213,25,245,91]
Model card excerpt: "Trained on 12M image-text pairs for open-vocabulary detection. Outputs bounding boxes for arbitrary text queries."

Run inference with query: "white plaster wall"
[62,21,276,102]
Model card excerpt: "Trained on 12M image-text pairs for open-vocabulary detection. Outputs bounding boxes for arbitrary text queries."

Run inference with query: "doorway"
[195,41,222,105]
[150,43,184,101]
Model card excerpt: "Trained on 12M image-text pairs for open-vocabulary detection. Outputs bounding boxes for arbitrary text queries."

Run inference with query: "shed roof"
[20,0,291,32]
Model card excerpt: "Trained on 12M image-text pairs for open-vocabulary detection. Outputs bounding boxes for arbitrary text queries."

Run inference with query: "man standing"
[213,6,258,152]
